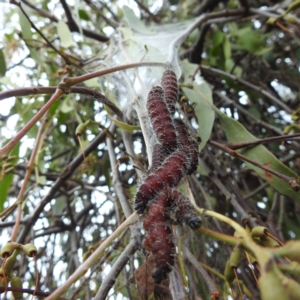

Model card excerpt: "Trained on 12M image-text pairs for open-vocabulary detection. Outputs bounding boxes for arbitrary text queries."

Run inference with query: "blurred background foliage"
[0,0,300,299]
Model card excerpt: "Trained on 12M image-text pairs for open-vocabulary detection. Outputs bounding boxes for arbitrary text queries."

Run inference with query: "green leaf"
[83,78,99,88]
[0,76,18,88]
[105,105,140,133]
[53,196,66,215]
[60,98,73,113]
[232,26,272,55]
[110,117,141,133]
[0,144,20,212]
[18,10,32,40]
[223,36,231,59]
[216,111,300,203]
[78,9,90,21]
[211,30,224,47]
[0,174,13,213]
[0,49,7,76]
[123,6,153,35]
[57,21,74,48]
[181,60,215,151]
[18,10,42,64]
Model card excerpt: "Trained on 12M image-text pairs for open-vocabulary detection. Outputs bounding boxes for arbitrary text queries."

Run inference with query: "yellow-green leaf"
[57,21,74,48]
[105,105,140,133]
[181,60,215,151]
[0,49,7,76]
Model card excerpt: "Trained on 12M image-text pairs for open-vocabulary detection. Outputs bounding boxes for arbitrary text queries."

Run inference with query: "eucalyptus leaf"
[18,10,42,64]
[181,60,215,151]
[57,21,74,48]
[0,49,7,76]
[105,105,140,133]
[0,144,19,211]
[109,116,141,133]
[123,6,153,35]
[78,9,90,21]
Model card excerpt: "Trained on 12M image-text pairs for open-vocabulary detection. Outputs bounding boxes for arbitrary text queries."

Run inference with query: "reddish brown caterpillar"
[173,119,199,175]
[136,72,201,284]
[134,151,189,213]
[146,86,177,155]
[143,191,175,283]
[147,143,165,175]
[143,189,200,283]
[169,190,201,229]
[161,70,178,115]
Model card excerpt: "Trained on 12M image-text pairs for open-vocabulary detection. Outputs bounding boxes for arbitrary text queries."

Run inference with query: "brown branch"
[200,65,292,114]
[60,61,166,87]
[133,0,160,23]
[209,140,299,191]
[21,0,109,42]
[0,286,54,297]
[0,88,63,159]
[214,91,283,135]
[183,246,224,300]
[226,133,300,150]
[0,86,123,118]
[11,0,74,65]
[10,114,48,240]
[16,127,109,244]
[60,0,75,26]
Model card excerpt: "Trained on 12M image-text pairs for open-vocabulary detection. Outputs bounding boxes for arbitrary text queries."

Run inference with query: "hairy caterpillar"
[143,191,175,283]
[134,151,189,213]
[136,72,201,284]
[161,70,178,115]
[169,190,202,229]
[146,86,177,155]
[147,143,165,174]
[143,189,200,283]
[173,119,199,175]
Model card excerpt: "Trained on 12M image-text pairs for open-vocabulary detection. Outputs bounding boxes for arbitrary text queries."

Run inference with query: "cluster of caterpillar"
[134,70,201,283]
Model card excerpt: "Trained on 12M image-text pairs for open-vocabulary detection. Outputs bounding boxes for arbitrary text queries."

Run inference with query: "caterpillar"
[134,151,189,213]
[173,119,199,175]
[147,143,165,174]
[161,70,178,115]
[169,190,202,229]
[143,189,200,283]
[143,191,175,283]
[146,86,177,155]
[137,72,201,284]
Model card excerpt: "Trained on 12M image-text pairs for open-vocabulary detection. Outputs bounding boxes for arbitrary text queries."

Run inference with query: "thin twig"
[60,61,166,87]
[209,140,299,191]
[94,238,138,300]
[201,65,292,113]
[226,133,300,150]
[44,212,137,300]
[106,135,133,219]
[16,128,109,243]
[214,91,283,135]
[133,0,160,22]
[11,0,74,65]
[0,86,123,119]
[0,89,63,159]
[20,0,109,42]
[184,247,224,300]
[9,114,48,240]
